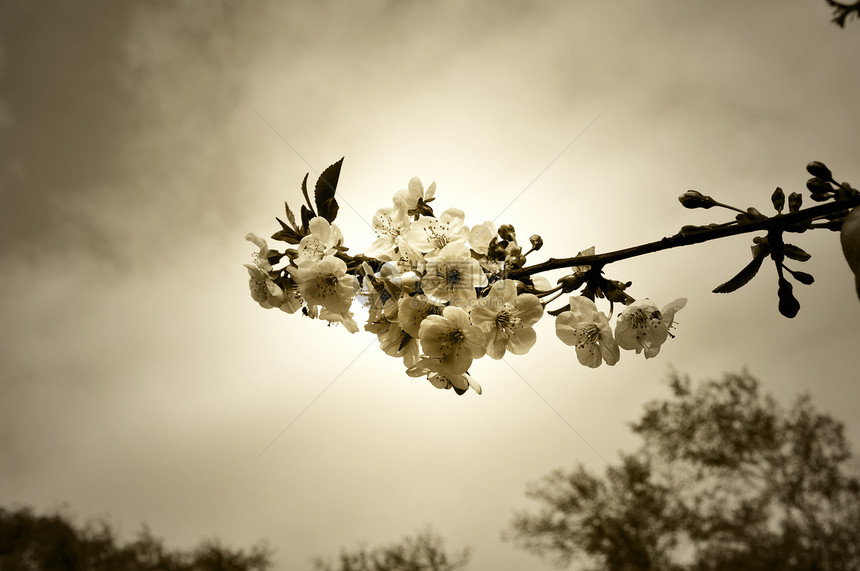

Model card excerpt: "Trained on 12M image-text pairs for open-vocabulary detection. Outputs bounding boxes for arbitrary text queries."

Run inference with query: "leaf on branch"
[783,243,812,262]
[300,204,314,233]
[271,225,302,244]
[301,173,316,220]
[284,201,299,231]
[272,200,305,243]
[713,247,768,294]
[315,158,343,223]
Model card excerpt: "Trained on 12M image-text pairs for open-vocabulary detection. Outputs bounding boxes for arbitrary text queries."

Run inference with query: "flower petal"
[515,294,543,326]
[576,343,603,368]
[555,311,581,347]
[507,326,537,355]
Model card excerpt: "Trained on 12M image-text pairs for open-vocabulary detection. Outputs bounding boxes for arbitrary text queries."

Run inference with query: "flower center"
[439,328,465,354]
[426,223,450,250]
[576,324,600,349]
[317,274,339,296]
[446,267,461,286]
[307,238,325,257]
[495,305,522,333]
[631,308,661,329]
[377,212,397,237]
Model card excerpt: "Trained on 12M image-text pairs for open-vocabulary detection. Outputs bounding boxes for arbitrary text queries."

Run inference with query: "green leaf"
[315,158,343,223]
[783,243,811,262]
[713,250,767,294]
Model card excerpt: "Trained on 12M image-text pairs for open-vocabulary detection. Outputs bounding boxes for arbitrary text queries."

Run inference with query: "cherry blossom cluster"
[245,160,687,395]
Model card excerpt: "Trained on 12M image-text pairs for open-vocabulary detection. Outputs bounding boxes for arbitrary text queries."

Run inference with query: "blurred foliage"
[312,528,470,571]
[505,371,860,570]
[0,505,273,571]
[824,0,860,26]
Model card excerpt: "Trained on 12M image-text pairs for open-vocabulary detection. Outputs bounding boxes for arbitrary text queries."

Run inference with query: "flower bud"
[788,192,803,213]
[771,187,785,214]
[777,277,800,318]
[498,224,516,242]
[806,177,833,196]
[529,234,543,251]
[806,161,832,181]
[678,190,716,209]
[822,219,844,231]
[487,238,508,261]
[398,271,421,293]
[791,270,815,285]
[558,273,587,293]
[507,245,526,268]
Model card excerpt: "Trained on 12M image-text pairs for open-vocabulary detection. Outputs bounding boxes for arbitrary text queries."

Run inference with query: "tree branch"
[507,195,860,280]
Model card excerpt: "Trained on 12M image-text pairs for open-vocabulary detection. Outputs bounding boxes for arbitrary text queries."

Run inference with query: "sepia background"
[1,1,859,568]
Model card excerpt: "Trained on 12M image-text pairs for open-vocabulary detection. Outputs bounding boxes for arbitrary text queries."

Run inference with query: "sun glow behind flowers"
[245,160,688,394]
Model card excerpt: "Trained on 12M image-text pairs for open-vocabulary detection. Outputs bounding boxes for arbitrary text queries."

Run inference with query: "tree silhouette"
[312,528,470,571]
[505,372,860,570]
[0,506,273,571]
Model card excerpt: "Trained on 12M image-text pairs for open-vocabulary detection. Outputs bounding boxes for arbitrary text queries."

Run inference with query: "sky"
[1,1,859,569]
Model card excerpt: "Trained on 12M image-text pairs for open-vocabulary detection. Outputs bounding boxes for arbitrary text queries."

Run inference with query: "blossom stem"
[712,201,748,215]
[541,290,565,306]
[507,195,860,280]
[535,284,564,297]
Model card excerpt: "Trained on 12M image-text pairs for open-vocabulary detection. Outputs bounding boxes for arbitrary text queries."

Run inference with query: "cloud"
[2,3,860,570]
